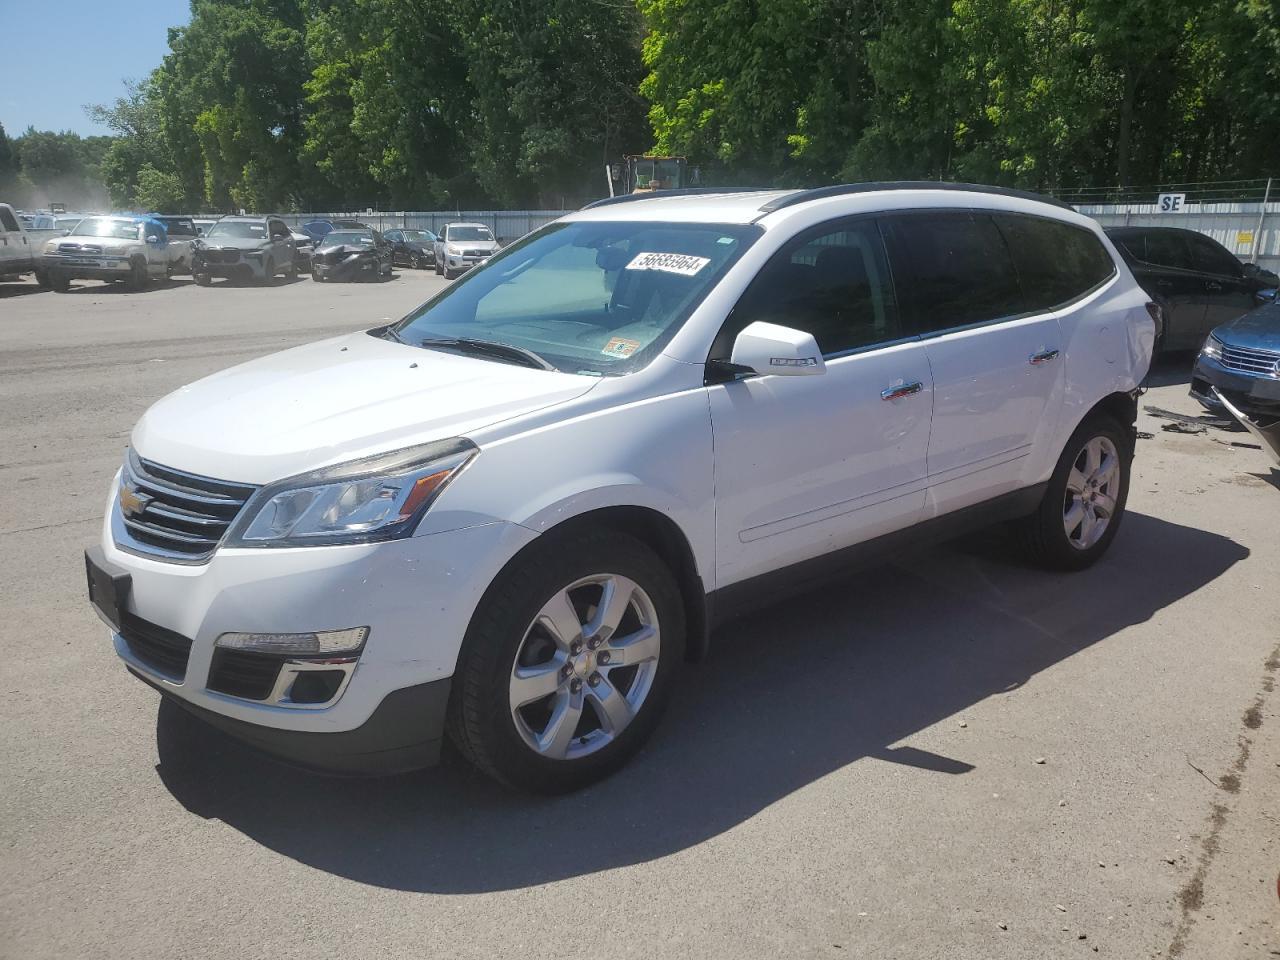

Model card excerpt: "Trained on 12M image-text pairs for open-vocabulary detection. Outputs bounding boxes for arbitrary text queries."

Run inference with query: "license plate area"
[85,547,131,631]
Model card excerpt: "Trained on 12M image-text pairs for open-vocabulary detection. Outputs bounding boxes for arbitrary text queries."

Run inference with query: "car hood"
[1213,303,1280,351]
[131,330,600,484]
[57,236,140,252]
[203,238,270,250]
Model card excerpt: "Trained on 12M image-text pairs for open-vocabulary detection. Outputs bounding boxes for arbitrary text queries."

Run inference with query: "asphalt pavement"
[1,270,1277,959]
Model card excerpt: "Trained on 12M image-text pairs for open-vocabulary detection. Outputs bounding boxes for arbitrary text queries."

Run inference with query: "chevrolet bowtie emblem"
[118,483,153,519]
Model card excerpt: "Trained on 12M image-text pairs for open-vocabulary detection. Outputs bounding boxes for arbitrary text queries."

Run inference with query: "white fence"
[277,210,572,244]
[1078,200,1280,273]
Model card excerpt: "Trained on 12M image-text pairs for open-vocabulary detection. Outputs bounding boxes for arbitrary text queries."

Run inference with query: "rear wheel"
[1017,414,1131,571]
[285,257,298,280]
[447,530,684,793]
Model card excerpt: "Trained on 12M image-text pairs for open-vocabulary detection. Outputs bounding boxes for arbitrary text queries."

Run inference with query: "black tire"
[50,273,71,293]
[34,269,51,290]
[447,529,685,793]
[1016,413,1132,571]
[434,258,443,276]
[128,258,149,292]
[311,269,322,283]
[262,256,276,284]
[193,272,211,287]
[285,258,298,280]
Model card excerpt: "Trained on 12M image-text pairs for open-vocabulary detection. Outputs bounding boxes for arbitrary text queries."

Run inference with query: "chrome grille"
[1218,342,1280,378]
[57,242,104,254]
[116,453,257,562]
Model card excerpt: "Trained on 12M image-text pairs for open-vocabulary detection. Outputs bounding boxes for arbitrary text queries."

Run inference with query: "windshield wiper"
[418,337,556,371]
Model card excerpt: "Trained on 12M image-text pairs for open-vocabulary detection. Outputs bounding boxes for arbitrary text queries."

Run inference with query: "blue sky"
[0,0,191,136]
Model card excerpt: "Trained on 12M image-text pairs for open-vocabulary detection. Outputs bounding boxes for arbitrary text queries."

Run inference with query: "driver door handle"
[881,381,924,401]
[1029,349,1060,365]
[1205,280,1223,291]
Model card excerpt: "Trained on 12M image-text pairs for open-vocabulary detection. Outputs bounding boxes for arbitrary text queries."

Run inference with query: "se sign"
[1157,193,1186,212]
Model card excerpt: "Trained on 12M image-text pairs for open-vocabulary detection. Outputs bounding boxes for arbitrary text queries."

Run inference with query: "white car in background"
[42,215,173,291]
[87,183,1154,792]
[433,221,499,278]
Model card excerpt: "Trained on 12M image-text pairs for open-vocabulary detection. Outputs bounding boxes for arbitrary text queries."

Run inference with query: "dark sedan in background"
[1191,302,1280,463]
[310,229,393,282]
[384,229,437,269]
[1106,226,1277,353]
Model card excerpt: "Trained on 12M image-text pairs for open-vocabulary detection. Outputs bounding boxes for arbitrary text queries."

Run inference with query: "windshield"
[72,218,142,240]
[56,217,82,231]
[324,231,374,247]
[207,221,268,240]
[446,226,493,242]
[392,220,759,375]
[403,230,434,241]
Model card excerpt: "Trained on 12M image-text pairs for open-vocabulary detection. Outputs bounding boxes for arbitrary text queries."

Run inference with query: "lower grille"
[121,612,193,680]
[207,649,282,701]
[202,249,242,264]
[117,452,257,563]
[1219,343,1280,377]
[57,242,104,255]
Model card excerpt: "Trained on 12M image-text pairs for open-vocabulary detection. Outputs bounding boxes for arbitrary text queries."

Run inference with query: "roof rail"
[582,187,779,210]
[757,181,1075,214]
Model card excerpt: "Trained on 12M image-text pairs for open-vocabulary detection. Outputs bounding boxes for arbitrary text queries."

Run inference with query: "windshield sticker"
[602,337,642,359]
[625,251,711,276]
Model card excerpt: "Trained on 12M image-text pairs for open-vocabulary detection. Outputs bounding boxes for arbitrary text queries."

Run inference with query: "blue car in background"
[1192,298,1280,463]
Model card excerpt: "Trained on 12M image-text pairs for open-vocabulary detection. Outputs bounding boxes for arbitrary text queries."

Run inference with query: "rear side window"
[0,207,19,232]
[1129,230,1196,271]
[879,212,1023,334]
[1187,234,1242,278]
[995,215,1115,311]
[715,218,900,358]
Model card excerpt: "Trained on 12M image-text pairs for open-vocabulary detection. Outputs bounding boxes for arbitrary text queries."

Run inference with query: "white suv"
[86,183,1156,792]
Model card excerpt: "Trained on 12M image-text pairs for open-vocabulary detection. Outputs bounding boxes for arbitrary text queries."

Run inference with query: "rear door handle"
[881,380,924,401]
[1205,280,1223,291]
[1029,349,1060,365]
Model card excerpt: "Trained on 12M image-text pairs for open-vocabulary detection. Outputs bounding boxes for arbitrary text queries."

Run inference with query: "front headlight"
[226,438,477,547]
[1201,335,1223,360]
[446,244,462,255]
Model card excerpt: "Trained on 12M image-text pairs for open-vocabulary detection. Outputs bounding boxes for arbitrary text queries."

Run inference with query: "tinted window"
[880,212,1022,333]
[715,219,899,358]
[384,231,401,242]
[1131,230,1196,271]
[0,207,19,232]
[995,215,1115,311]
[159,218,196,237]
[1187,234,1242,277]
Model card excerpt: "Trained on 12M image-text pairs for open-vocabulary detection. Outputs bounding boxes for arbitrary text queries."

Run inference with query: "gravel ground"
[1,271,1277,959]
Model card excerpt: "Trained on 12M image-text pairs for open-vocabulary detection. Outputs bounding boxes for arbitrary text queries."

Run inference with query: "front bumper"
[312,257,381,281]
[91,484,537,773]
[445,255,490,272]
[44,256,131,280]
[1190,353,1280,417]
[195,256,268,279]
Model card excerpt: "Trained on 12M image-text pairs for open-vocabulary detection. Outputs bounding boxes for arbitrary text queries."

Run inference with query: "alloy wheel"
[509,574,660,761]
[1063,435,1120,550]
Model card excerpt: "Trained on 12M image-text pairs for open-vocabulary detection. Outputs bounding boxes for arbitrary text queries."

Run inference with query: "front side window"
[72,217,142,240]
[392,220,759,375]
[713,218,900,358]
[324,231,374,247]
[1187,234,1242,278]
[207,221,268,241]
[879,212,1023,334]
[996,215,1116,312]
[403,230,434,242]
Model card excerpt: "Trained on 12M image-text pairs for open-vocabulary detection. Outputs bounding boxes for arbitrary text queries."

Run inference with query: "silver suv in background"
[193,216,298,286]
[434,221,499,278]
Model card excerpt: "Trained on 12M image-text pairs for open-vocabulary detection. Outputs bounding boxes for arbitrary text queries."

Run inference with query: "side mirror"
[729,321,826,377]
[145,235,160,244]
[61,229,71,236]
[1257,288,1277,304]
[197,227,204,236]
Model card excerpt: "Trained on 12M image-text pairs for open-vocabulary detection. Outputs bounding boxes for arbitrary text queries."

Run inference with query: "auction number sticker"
[625,251,711,276]
[602,337,642,359]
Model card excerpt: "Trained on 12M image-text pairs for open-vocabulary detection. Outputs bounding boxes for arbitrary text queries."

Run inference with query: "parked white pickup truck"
[0,202,41,282]
[40,215,174,292]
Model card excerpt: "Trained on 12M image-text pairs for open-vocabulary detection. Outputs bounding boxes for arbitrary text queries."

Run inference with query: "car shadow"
[0,280,47,298]
[1144,350,1198,388]
[154,511,1246,893]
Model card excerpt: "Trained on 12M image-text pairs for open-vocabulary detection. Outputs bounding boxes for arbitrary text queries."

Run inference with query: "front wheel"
[193,272,211,287]
[262,257,276,284]
[50,273,70,292]
[447,530,685,793]
[128,258,149,292]
[34,269,51,290]
[1016,414,1131,571]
